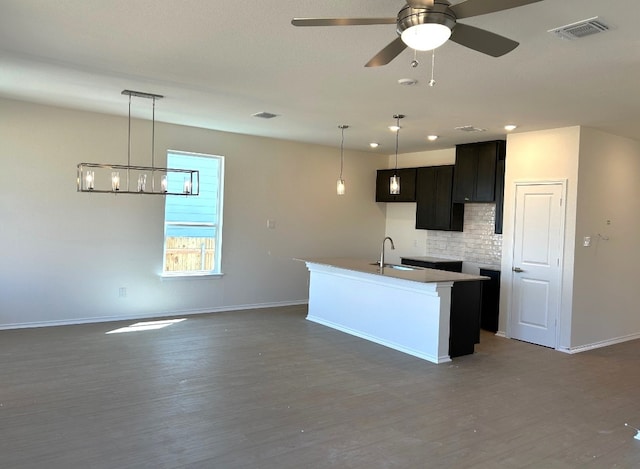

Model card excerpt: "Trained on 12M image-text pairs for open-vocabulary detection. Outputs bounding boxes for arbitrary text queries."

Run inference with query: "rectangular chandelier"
[77,90,199,196]
[77,162,199,195]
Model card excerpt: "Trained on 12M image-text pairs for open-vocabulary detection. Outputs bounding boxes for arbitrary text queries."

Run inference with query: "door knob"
[512,267,524,273]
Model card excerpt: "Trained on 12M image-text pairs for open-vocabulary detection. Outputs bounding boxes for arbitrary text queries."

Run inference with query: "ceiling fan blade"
[292,17,396,27]
[365,37,407,67]
[450,23,519,57]
[406,0,435,7]
[450,0,543,20]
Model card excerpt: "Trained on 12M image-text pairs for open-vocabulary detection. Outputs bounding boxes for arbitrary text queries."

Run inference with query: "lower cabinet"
[480,268,501,332]
[401,257,482,358]
[449,281,483,357]
[415,165,464,231]
[401,257,462,273]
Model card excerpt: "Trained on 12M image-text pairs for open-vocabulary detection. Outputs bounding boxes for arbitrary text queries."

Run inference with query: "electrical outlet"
[118,287,127,298]
[583,236,591,247]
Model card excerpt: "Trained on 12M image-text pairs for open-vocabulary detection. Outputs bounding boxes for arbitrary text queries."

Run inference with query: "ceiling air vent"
[455,125,486,133]
[548,17,609,40]
[252,111,279,119]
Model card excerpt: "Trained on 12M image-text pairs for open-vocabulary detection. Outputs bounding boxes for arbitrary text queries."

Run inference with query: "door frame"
[505,179,568,350]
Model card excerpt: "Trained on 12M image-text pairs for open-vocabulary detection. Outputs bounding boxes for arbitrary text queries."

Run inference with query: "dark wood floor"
[1,305,639,468]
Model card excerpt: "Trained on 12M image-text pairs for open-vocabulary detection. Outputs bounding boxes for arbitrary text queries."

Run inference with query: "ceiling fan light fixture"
[401,23,451,51]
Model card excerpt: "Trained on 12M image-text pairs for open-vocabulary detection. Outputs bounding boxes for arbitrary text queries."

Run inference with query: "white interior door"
[510,182,565,348]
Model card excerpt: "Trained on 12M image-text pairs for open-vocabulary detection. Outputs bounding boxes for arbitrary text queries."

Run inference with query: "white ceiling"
[1,0,639,153]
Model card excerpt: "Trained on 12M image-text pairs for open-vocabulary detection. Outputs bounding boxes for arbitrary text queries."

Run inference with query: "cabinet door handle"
[512,267,524,273]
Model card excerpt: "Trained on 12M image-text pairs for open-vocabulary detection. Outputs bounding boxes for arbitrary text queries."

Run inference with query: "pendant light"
[336,124,349,195]
[390,114,404,195]
[77,90,199,196]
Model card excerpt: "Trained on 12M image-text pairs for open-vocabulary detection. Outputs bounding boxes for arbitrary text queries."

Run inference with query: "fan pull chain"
[428,49,436,87]
[411,49,419,68]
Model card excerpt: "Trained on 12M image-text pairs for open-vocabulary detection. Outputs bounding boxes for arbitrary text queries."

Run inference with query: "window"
[163,151,224,276]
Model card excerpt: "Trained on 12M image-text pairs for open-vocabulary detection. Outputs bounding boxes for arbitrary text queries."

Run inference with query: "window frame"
[161,150,224,278]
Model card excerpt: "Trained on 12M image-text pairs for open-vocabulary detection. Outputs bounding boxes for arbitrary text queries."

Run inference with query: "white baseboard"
[557,331,640,354]
[0,300,309,331]
[307,315,451,364]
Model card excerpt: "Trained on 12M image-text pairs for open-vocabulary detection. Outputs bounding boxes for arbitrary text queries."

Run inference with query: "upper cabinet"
[415,165,464,231]
[375,168,417,202]
[494,152,506,234]
[453,140,505,203]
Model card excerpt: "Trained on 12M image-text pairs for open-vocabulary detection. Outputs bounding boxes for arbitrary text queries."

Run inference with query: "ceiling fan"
[292,0,543,67]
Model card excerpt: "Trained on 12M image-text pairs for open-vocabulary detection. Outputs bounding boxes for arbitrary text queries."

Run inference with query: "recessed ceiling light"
[504,124,517,131]
[427,135,439,141]
[369,142,380,148]
[388,125,401,132]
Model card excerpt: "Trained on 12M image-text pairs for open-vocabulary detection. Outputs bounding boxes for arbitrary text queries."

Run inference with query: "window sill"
[160,272,224,279]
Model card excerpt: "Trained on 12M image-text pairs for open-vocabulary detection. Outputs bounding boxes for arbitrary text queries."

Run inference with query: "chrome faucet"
[379,236,395,268]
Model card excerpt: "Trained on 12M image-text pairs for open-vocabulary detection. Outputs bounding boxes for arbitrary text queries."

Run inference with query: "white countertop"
[299,257,488,284]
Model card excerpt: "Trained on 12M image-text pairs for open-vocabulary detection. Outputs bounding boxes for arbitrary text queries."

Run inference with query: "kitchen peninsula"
[301,258,487,364]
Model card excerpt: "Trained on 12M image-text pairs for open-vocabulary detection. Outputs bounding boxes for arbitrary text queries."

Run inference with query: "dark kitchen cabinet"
[494,152,506,234]
[401,256,462,273]
[400,257,483,358]
[449,280,483,357]
[453,140,505,203]
[479,268,501,332]
[375,168,417,202]
[415,165,464,231]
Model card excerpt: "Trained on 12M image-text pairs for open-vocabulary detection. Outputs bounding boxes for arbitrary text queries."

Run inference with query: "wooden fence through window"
[164,237,215,272]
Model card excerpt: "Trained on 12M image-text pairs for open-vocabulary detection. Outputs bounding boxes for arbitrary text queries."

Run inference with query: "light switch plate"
[583,236,591,247]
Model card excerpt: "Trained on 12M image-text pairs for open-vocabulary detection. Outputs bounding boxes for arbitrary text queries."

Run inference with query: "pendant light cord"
[394,116,400,175]
[152,96,156,169]
[127,93,132,167]
[339,126,345,179]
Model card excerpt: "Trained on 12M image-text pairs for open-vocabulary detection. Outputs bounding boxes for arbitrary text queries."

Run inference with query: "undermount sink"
[369,262,421,271]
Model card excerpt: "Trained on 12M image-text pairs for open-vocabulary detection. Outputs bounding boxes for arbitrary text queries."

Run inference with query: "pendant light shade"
[390,114,404,195]
[337,124,349,195]
[389,175,400,195]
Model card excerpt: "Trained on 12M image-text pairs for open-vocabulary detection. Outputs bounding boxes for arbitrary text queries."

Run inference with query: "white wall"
[0,98,387,328]
[502,126,640,351]
[501,127,581,349]
[571,128,640,348]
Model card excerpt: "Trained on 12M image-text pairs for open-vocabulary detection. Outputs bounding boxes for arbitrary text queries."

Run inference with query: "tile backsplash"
[426,204,502,268]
